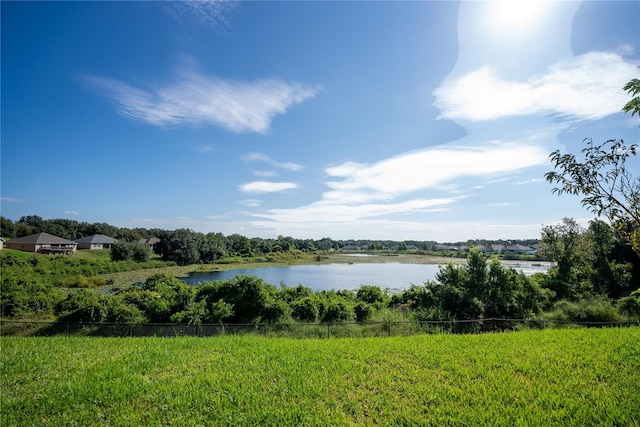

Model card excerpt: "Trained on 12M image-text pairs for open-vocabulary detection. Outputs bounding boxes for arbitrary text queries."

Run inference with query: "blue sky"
[1,1,639,242]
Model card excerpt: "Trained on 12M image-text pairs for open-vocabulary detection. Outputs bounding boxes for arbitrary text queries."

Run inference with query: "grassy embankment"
[2,328,638,426]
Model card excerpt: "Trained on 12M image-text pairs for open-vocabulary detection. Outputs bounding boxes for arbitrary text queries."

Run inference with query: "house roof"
[6,232,75,245]
[139,237,160,245]
[507,244,534,251]
[76,234,117,244]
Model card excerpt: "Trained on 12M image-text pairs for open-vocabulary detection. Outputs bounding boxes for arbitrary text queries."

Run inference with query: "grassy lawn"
[2,328,638,426]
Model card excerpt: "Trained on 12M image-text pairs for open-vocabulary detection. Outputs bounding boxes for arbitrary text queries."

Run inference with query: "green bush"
[544,297,625,323]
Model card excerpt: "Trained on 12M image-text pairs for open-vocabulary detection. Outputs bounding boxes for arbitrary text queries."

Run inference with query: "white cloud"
[242,152,304,171]
[244,140,551,238]
[253,197,461,224]
[0,197,25,202]
[322,140,549,203]
[434,52,638,122]
[65,210,79,216]
[82,69,320,133]
[176,216,192,220]
[239,181,299,193]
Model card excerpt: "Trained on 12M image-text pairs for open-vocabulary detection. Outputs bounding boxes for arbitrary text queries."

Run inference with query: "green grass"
[2,328,638,426]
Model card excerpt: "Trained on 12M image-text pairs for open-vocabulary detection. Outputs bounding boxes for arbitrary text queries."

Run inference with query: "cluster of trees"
[110,242,151,263]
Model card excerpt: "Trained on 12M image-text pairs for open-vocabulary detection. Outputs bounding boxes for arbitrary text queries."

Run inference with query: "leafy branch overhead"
[545,76,640,255]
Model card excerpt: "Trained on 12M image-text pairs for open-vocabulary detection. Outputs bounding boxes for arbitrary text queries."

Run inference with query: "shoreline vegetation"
[2,244,638,337]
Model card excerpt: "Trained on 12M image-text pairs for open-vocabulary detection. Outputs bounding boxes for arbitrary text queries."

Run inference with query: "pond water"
[181,261,551,292]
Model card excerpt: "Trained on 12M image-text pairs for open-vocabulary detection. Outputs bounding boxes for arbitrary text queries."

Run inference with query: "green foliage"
[195,275,284,324]
[319,298,354,323]
[622,77,640,117]
[354,301,373,322]
[419,249,545,322]
[290,297,319,322]
[543,297,626,323]
[617,295,640,320]
[54,275,106,288]
[356,285,387,306]
[0,277,65,318]
[56,290,108,323]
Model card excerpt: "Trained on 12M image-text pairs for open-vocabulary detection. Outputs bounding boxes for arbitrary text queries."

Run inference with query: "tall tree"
[545,76,640,256]
[540,218,592,300]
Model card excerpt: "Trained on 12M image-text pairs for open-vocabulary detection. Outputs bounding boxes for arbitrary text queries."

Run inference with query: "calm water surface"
[181,261,551,292]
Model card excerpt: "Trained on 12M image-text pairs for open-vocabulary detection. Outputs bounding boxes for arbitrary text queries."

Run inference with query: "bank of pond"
[3,246,638,335]
[181,261,552,292]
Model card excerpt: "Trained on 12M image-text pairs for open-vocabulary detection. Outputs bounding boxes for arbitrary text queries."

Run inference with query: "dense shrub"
[0,278,65,318]
[543,297,626,323]
[291,297,319,322]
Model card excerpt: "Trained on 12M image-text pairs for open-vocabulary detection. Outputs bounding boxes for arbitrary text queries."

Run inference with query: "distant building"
[340,244,360,251]
[0,237,4,250]
[139,237,160,252]
[506,244,534,254]
[4,232,76,254]
[490,244,505,254]
[76,234,118,250]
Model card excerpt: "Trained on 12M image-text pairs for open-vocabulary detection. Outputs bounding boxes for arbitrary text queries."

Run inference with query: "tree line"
[0,215,542,265]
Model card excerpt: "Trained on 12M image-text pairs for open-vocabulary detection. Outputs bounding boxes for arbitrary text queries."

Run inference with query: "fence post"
[66,322,69,338]
[387,321,391,337]
[327,323,330,339]
[130,324,133,337]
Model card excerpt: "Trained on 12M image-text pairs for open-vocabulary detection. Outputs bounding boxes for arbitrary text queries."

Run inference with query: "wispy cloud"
[82,68,320,133]
[239,199,261,207]
[482,202,513,207]
[322,140,549,203]
[247,140,549,236]
[253,171,277,178]
[434,52,638,122]
[239,181,299,194]
[0,197,25,202]
[253,197,461,224]
[163,0,237,29]
[242,152,304,171]
[194,144,215,154]
[65,210,79,216]
[514,178,544,185]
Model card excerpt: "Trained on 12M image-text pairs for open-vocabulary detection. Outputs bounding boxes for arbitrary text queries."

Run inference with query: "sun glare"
[491,0,549,31]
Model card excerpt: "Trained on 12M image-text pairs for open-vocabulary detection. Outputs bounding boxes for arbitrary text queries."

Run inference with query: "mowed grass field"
[2,328,639,426]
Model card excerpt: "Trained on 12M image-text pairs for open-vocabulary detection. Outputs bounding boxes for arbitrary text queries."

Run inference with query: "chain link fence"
[1,318,637,338]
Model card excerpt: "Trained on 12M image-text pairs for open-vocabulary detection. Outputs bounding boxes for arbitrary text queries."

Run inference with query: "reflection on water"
[181,261,551,292]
